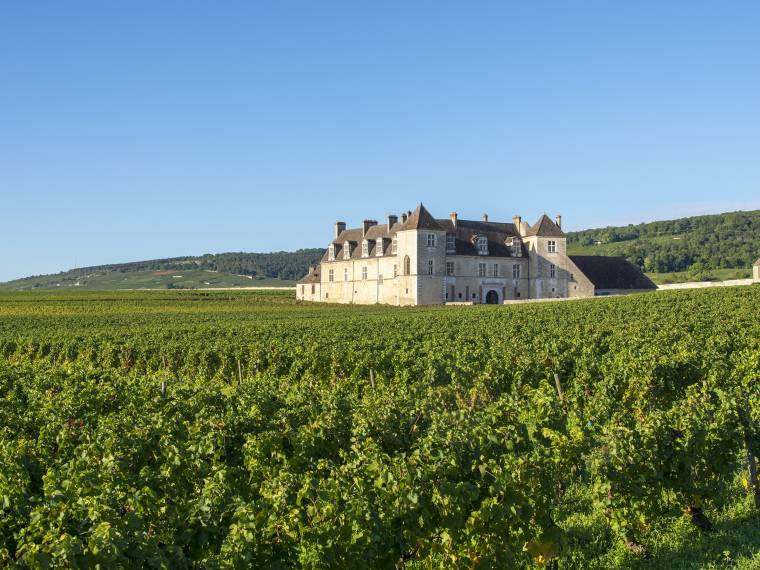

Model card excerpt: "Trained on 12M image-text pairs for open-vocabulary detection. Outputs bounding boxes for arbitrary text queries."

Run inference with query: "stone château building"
[754,258,760,282]
[297,204,655,305]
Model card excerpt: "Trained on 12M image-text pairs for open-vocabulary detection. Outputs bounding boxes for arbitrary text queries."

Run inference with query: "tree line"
[567,209,760,273]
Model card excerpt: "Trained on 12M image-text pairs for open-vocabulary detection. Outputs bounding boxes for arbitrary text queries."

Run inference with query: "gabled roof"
[570,256,656,291]
[755,258,760,266]
[524,214,565,237]
[400,203,445,231]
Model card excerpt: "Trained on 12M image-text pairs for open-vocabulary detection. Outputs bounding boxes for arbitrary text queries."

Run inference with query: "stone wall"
[525,235,572,299]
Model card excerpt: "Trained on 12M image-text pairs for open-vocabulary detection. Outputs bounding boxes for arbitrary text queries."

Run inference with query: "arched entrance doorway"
[485,290,499,304]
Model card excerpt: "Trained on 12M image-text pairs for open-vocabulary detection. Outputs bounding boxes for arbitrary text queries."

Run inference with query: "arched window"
[404,255,411,275]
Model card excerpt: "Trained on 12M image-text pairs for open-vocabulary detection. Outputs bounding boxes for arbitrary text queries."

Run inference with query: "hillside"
[0,249,323,291]
[566,209,760,282]
[3,209,760,290]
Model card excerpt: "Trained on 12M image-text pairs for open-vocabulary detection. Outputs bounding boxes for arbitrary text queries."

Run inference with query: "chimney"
[335,221,346,239]
[555,214,562,229]
[401,212,408,224]
[482,213,489,223]
[512,215,522,230]
[387,214,398,230]
[362,219,377,236]
[450,212,458,227]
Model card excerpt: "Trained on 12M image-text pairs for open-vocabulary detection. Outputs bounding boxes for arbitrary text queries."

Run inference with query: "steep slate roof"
[297,266,321,284]
[399,203,445,231]
[323,222,400,263]
[570,256,656,291]
[313,205,531,267]
[436,218,525,258]
[524,214,565,237]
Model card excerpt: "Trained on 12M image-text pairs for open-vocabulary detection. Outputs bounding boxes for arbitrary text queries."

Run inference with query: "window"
[446,261,455,276]
[392,237,398,255]
[300,285,304,294]
[548,240,557,253]
[446,234,456,252]
[550,264,556,279]
[393,264,397,278]
[477,236,488,255]
[362,266,368,280]
[343,244,352,260]
[492,263,499,277]
[427,233,437,248]
[311,284,315,294]
[511,239,521,257]
[404,256,411,275]
[427,260,434,275]
[512,264,520,279]
[344,268,349,281]
[362,240,369,257]
[328,269,334,282]
[478,263,486,277]
[328,244,335,261]
[376,239,383,256]
[378,274,383,284]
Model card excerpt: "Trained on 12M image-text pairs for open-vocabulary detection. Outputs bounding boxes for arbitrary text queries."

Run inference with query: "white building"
[297,204,656,305]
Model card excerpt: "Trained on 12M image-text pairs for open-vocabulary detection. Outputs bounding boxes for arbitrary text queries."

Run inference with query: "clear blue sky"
[2,1,759,282]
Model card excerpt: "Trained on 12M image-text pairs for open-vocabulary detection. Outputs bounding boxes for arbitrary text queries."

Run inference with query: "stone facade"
[754,259,760,282]
[297,204,655,305]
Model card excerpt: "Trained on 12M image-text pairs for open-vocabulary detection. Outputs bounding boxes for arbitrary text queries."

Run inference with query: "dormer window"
[328,244,336,261]
[362,240,369,257]
[376,238,384,256]
[446,234,456,252]
[343,243,352,260]
[391,237,398,255]
[509,238,521,257]
[477,236,488,255]
[427,233,437,248]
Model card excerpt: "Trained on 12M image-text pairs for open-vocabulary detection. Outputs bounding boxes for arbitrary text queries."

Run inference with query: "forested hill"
[565,209,760,274]
[0,249,324,290]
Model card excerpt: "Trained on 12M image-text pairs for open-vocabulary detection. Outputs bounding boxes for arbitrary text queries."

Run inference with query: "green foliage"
[0,288,759,567]
[0,249,324,290]
[566,209,760,273]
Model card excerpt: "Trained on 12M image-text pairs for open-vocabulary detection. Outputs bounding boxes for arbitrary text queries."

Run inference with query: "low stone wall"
[657,279,754,290]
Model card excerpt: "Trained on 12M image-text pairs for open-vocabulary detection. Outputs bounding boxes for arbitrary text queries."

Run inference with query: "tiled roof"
[324,224,399,262]
[436,218,525,258]
[755,258,760,266]
[297,266,321,284]
[570,256,656,291]
[524,214,565,237]
[399,203,445,231]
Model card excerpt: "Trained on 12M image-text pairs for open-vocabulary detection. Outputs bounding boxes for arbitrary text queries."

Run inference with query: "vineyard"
[0,288,759,568]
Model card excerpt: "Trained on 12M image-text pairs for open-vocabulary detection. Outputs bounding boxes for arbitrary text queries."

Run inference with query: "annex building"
[297,204,656,305]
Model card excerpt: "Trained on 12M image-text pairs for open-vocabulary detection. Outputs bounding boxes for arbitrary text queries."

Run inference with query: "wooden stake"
[553,373,564,404]
[237,359,243,385]
[369,369,375,390]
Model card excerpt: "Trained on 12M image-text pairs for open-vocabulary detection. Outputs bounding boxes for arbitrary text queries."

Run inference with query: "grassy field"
[0,288,758,568]
[0,268,295,290]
